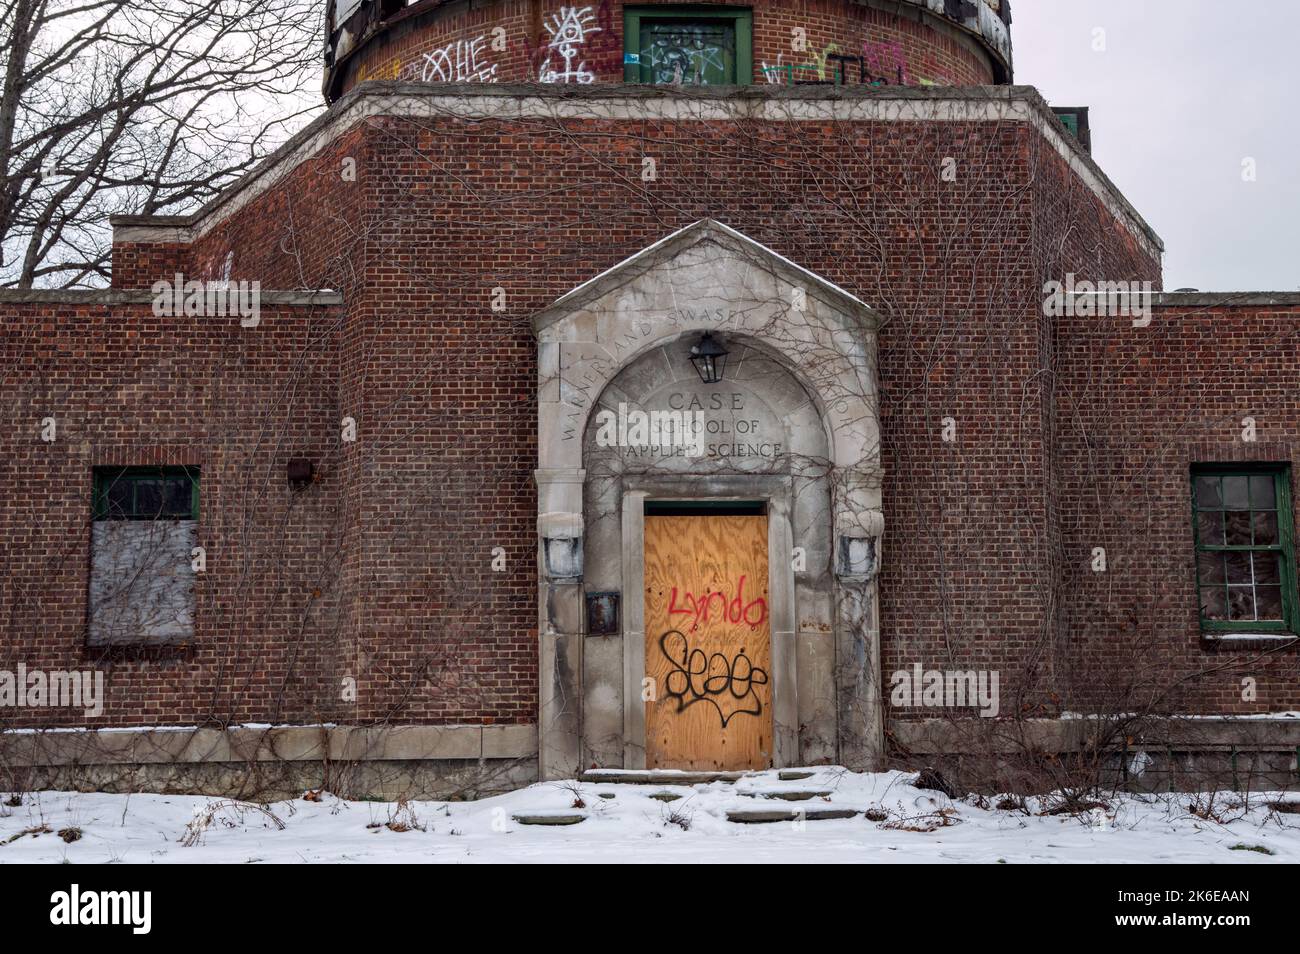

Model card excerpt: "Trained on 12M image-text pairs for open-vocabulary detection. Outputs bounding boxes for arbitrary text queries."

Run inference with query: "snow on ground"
[1,768,1297,864]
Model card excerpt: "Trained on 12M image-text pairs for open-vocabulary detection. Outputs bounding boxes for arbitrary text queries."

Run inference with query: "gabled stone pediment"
[532,218,880,335]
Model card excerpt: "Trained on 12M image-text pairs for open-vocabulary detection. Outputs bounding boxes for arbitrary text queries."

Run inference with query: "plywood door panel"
[644,514,771,771]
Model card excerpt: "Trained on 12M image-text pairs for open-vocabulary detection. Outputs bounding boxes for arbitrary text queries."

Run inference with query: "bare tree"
[0,0,322,288]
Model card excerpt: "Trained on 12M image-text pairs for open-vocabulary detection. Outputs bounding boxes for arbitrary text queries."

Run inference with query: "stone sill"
[82,642,195,663]
[1201,631,1299,652]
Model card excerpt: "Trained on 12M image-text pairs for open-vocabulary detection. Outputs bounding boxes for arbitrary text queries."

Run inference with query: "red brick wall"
[35,100,1276,740]
[114,108,1113,730]
[337,0,998,92]
[1028,130,1166,717]
[374,112,1048,728]
[111,243,191,290]
[1057,303,1300,716]
[179,127,370,295]
[0,300,342,728]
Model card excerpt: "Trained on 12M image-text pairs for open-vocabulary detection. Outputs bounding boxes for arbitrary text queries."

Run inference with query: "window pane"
[1198,511,1224,546]
[163,477,194,516]
[103,479,132,519]
[1191,467,1292,629]
[1225,552,1252,583]
[1224,510,1252,546]
[1195,475,1222,509]
[1253,511,1279,545]
[1197,553,1226,584]
[1256,585,1284,620]
[134,479,164,517]
[1250,474,1276,509]
[1200,587,1227,620]
[1223,476,1250,509]
[1227,586,1255,620]
[1254,552,1282,585]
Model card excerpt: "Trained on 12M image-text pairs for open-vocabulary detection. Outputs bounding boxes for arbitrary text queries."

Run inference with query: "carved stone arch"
[532,219,885,778]
[535,220,880,476]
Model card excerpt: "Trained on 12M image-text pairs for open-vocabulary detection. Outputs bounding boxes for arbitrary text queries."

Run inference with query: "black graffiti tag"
[659,629,769,728]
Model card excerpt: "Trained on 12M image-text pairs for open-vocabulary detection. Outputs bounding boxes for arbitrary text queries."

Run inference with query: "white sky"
[1013,0,1300,291]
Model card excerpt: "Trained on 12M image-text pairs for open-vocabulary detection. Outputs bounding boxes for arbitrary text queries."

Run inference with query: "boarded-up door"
[644,514,771,770]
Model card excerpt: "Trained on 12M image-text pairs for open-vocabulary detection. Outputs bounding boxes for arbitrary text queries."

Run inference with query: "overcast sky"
[1014,0,1299,291]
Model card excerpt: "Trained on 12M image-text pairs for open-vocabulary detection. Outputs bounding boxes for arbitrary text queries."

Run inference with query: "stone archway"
[532,219,885,778]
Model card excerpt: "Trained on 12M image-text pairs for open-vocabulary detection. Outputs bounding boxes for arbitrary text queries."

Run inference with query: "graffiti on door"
[666,574,768,631]
[659,629,770,727]
[644,513,771,770]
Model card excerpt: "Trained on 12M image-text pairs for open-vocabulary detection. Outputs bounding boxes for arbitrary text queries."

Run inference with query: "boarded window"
[89,467,198,646]
[624,7,752,86]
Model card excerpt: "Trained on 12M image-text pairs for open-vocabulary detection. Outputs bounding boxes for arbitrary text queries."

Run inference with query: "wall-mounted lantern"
[689,333,729,384]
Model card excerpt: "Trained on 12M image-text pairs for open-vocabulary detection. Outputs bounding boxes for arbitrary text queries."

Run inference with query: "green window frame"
[93,466,199,521]
[1191,464,1296,633]
[623,6,753,86]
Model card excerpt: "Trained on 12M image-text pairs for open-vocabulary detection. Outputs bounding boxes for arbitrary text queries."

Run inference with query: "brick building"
[2,0,1298,796]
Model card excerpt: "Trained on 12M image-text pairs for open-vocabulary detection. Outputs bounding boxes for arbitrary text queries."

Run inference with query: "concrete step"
[778,770,816,781]
[742,790,832,802]
[727,808,860,824]
[580,769,752,785]
[512,812,586,826]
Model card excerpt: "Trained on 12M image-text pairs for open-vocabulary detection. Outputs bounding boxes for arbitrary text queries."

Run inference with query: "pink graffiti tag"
[667,574,768,631]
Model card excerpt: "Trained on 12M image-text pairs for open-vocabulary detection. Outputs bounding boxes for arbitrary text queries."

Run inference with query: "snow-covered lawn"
[1,768,1297,863]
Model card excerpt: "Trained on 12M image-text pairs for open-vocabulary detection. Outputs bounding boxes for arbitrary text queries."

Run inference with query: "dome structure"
[324,0,1012,101]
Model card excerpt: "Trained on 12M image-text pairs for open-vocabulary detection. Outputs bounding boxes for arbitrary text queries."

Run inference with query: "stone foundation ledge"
[0,723,538,768]
[891,716,1300,755]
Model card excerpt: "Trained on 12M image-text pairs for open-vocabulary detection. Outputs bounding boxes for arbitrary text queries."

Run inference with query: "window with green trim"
[94,467,199,521]
[1191,464,1296,632]
[623,6,752,86]
[90,467,199,646]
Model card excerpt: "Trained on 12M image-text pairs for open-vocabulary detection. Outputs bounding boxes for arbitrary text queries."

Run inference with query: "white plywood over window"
[88,521,196,645]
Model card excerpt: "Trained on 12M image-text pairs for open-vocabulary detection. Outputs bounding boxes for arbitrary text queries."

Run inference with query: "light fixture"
[689,333,728,384]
